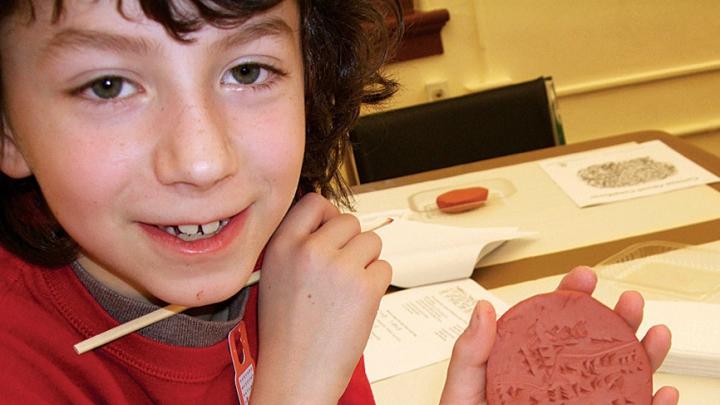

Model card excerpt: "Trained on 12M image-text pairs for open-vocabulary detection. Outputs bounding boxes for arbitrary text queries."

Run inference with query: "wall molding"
[464,61,720,97]
[665,119,720,137]
[555,60,720,97]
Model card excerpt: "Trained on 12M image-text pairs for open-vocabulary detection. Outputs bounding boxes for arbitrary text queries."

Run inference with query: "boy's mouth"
[157,219,231,242]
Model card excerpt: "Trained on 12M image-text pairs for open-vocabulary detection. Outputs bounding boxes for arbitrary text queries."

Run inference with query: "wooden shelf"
[388,2,450,63]
[395,9,450,62]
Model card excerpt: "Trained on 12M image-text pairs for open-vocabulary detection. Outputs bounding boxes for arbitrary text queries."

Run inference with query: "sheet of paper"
[539,140,720,207]
[357,214,534,287]
[364,279,509,383]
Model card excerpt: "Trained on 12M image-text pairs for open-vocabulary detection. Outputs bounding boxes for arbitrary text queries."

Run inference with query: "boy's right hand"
[252,193,391,404]
[439,267,680,405]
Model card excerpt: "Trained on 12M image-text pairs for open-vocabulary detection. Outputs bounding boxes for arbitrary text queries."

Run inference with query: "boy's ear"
[1,115,33,178]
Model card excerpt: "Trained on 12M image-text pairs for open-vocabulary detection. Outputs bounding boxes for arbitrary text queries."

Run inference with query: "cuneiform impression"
[486,290,653,405]
[577,157,677,188]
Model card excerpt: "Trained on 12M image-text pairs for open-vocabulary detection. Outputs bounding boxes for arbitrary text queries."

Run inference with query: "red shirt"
[0,248,374,404]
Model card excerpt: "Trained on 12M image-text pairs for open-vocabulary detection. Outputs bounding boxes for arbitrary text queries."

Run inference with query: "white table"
[357,132,720,404]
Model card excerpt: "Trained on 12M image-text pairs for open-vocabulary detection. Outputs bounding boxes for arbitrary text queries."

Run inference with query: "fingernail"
[470,300,493,331]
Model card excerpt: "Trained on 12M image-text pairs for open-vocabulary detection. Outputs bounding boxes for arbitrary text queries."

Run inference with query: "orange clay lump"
[435,187,489,213]
[486,290,652,405]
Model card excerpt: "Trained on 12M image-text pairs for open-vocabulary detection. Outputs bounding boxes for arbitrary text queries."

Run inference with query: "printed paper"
[364,279,509,382]
[539,140,720,207]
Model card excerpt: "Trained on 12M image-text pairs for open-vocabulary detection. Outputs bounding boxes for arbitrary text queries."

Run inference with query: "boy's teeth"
[178,232,204,242]
[159,219,228,241]
[201,221,220,234]
[178,224,199,234]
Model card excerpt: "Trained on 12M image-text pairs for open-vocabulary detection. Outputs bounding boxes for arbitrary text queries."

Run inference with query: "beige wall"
[381,0,720,143]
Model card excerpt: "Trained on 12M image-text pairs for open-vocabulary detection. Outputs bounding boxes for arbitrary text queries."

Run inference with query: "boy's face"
[0,0,305,306]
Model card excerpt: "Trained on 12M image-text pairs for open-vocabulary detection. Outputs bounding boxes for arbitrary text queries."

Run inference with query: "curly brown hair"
[0,0,401,267]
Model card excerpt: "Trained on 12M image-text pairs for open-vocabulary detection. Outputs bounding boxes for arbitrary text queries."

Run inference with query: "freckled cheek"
[259,131,305,191]
[33,140,135,231]
[241,108,306,186]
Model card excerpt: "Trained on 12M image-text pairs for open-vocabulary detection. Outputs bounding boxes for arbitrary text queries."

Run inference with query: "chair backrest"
[349,76,564,183]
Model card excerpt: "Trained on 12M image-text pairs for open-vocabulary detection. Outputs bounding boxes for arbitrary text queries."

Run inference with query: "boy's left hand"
[439,266,680,405]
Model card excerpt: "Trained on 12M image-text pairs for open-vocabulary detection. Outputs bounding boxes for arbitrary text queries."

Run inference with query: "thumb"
[440,300,497,405]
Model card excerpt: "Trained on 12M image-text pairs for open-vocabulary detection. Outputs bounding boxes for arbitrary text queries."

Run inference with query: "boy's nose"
[153,98,238,190]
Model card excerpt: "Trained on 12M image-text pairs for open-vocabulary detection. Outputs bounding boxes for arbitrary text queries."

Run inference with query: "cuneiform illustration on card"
[576,156,677,188]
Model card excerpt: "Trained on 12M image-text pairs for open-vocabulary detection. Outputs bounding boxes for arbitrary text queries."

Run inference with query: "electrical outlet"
[426,80,449,101]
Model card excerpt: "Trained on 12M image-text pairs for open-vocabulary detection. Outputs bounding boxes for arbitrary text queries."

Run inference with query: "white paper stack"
[638,300,720,378]
[358,213,534,288]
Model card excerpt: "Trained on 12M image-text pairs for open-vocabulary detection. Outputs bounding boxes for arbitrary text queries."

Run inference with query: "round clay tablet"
[486,290,652,405]
[435,187,489,213]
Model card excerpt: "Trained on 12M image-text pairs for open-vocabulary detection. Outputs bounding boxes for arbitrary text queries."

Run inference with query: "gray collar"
[72,261,249,347]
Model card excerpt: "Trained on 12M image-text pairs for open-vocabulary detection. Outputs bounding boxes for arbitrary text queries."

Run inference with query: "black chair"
[349,76,565,183]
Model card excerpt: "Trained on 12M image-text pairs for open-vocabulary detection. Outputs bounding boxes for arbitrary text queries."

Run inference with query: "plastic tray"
[406,178,516,217]
[596,241,720,303]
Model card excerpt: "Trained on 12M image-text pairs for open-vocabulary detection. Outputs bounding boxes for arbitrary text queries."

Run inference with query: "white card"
[539,140,719,207]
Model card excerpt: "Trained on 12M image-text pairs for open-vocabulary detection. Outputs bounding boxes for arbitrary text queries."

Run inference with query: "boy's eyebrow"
[41,16,295,62]
[209,17,295,54]
[43,29,156,59]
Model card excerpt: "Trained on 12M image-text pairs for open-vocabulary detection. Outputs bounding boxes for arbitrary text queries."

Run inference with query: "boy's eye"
[81,76,138,100]
[222,63,273,87]
[230,64,262,84]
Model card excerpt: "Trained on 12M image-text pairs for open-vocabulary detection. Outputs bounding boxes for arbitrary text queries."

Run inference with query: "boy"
[0,0,677,403]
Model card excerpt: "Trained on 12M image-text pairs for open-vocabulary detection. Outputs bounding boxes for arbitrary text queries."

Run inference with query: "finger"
[556,265,597,294]
[613,290,644,332]
[642,324,672,372]
[450,301,497,367]
[340,230,382,267]
[277,193,339,238]
[364,259,392,295]
[311,213,361,249]
[439,300,496,404]
[652,386,679,405]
